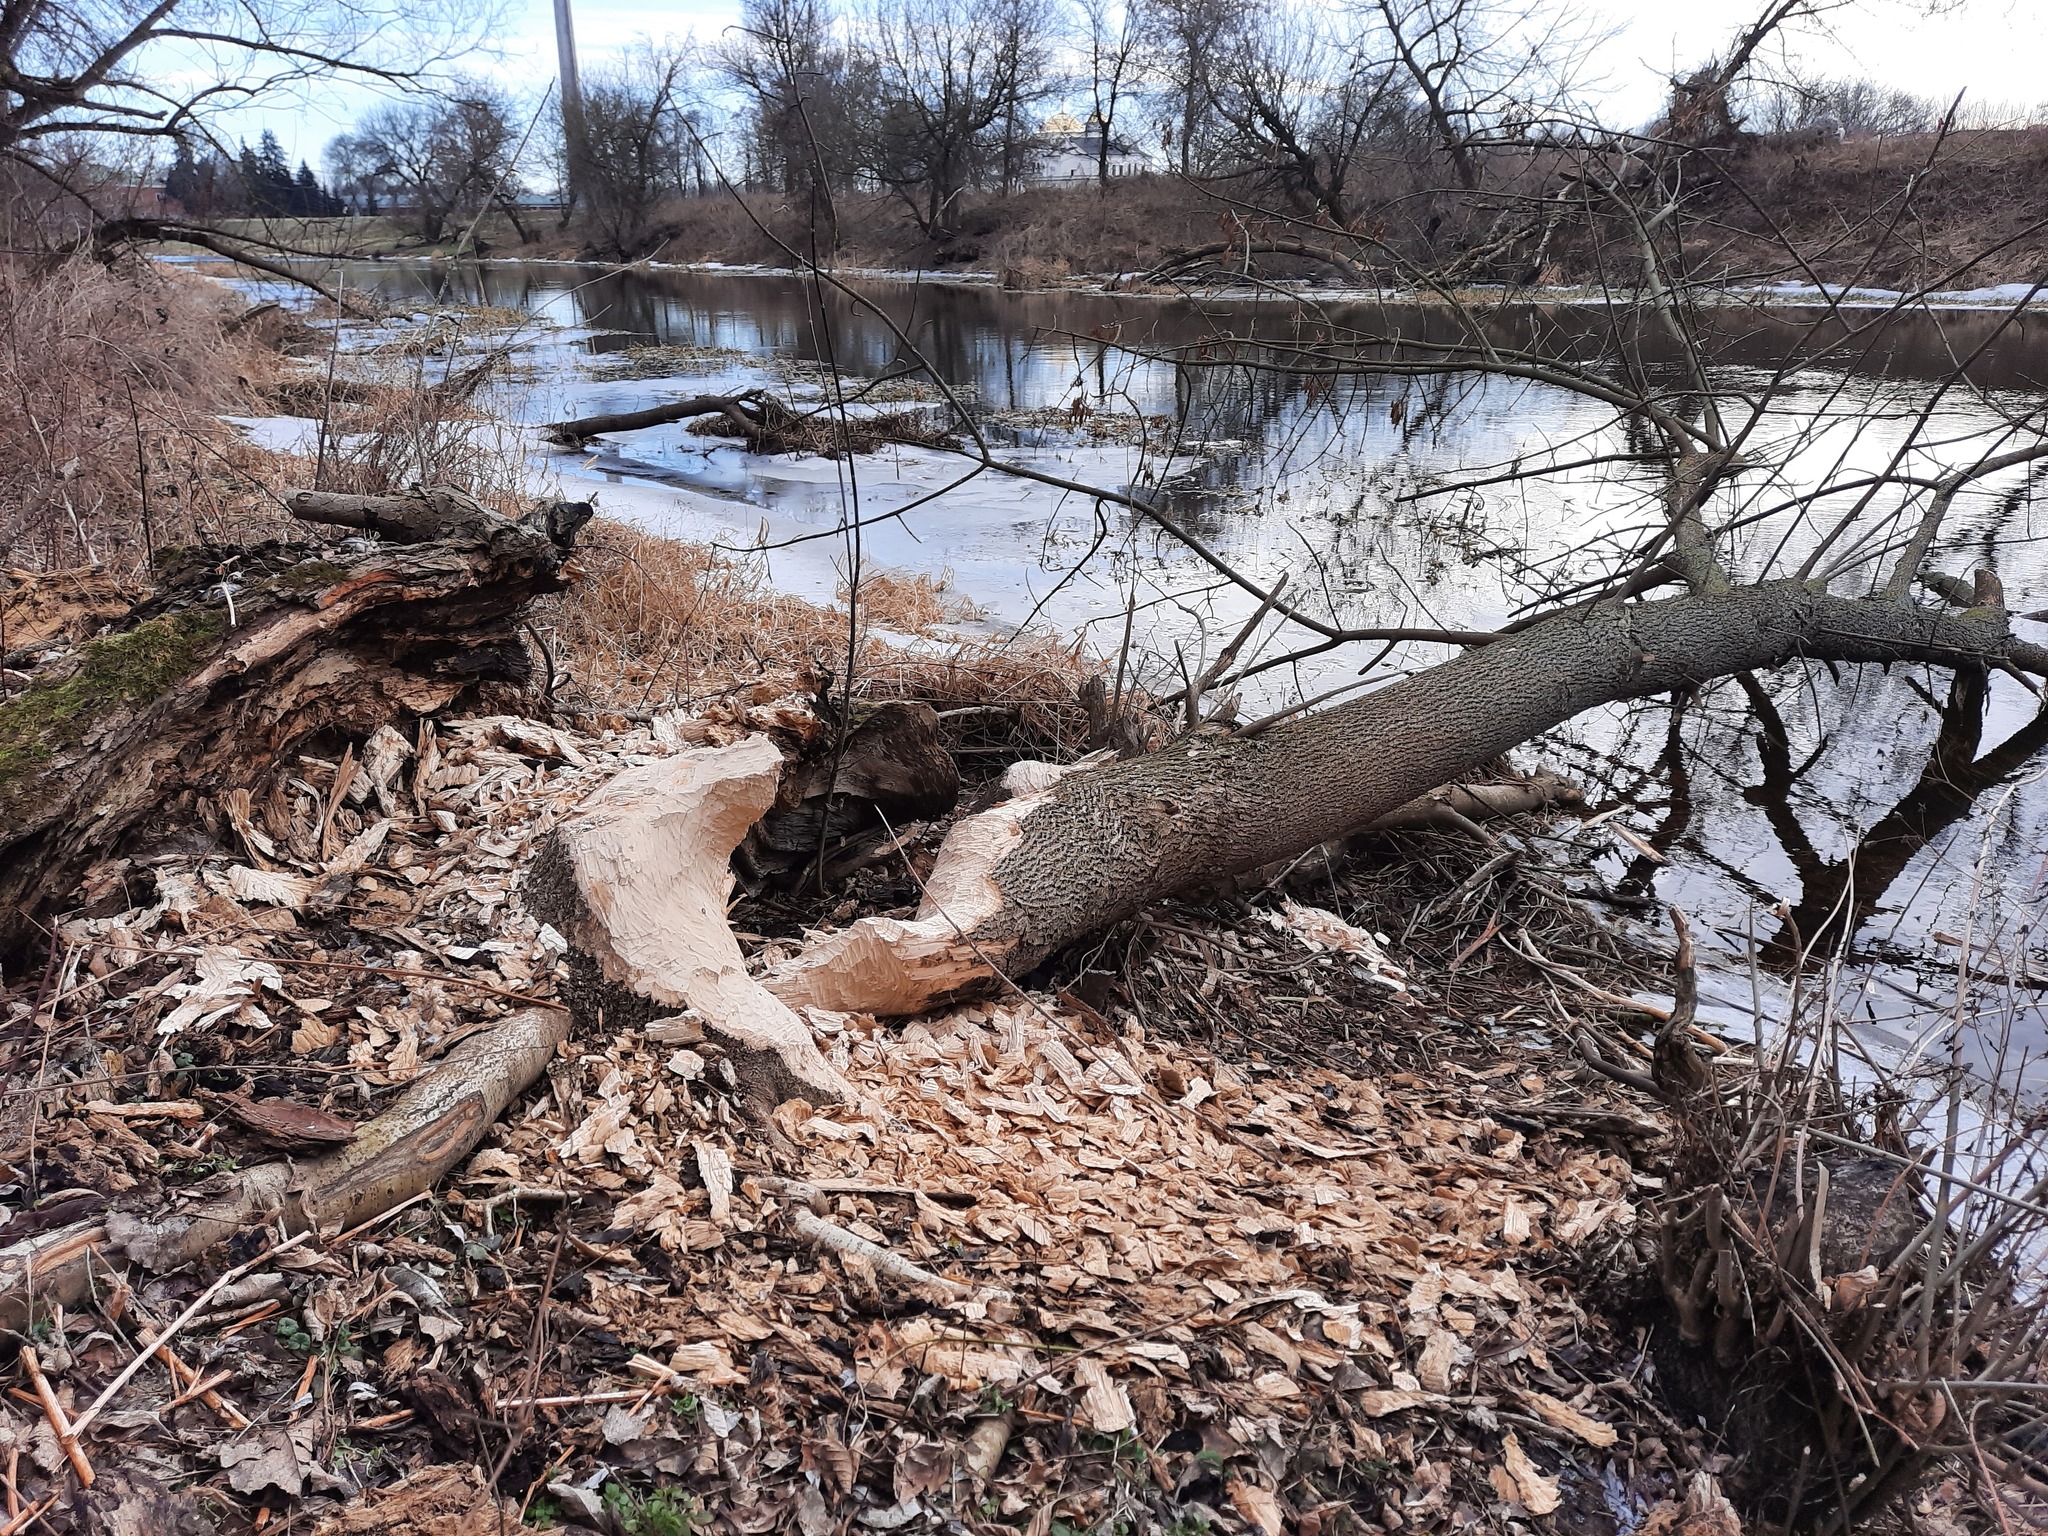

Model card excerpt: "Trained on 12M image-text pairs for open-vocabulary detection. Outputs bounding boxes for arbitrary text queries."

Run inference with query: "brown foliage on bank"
[618,128,2048,292]
[0,254,296,575]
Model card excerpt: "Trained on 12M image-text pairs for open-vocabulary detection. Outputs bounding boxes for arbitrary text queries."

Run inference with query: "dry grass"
[285,363,535,515]
[0,252,296,574]
[541,520,1101,753]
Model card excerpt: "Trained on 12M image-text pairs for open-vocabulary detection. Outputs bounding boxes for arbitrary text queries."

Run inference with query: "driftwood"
[1145,239,1369,282]
[525,736,853,1105]
[0,1007,568,1329]
[543,392,801,447]
[0,487,588,957]
[543,392,953,457]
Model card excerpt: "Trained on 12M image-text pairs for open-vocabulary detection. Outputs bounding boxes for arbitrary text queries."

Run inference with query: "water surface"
[295,260,2048,1091]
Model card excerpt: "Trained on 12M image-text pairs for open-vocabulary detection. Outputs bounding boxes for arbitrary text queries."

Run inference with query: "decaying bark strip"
[0,1007,568,1329]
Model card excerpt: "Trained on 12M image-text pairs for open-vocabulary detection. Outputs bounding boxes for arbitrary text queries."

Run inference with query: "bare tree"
[1205,6,1409,226]
[577,44,696,255]
[1139,0,1235,176]
[716,0,864,244]
[860,0,1053,235]
[1,0,492,267]
[1749,71,1940,139]
[1075,0,1144,186]
[323,131,394,213]
[1343,0,1604,199]
[344,81,522,243]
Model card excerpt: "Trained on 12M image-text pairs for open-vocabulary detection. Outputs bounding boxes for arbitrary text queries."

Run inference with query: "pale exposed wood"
[772,581,2042,1018]
[784,1207,991,1298]
[19,1349,90,1487]
[528,736,852,1105]
[766,784,1043,1018]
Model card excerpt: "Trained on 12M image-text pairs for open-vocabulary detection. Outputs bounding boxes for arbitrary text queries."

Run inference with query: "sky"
[227,0,2048,172]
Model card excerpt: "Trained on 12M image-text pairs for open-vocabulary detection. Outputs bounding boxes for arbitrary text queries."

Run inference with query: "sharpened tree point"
[526,735,854,1105]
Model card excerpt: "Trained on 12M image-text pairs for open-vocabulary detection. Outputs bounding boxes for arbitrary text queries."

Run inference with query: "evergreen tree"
[164,139,202,210]
[236,131,306,215]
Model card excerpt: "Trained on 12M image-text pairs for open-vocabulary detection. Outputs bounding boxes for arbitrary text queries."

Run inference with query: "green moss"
[264,560,352,595]
[0,605,227,817]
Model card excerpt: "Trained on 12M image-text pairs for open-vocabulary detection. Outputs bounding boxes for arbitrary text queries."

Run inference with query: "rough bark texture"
[772,582,2031,1015]
[0,491,587,958]
[0,1008,568,1330]
[524,736,853,1105]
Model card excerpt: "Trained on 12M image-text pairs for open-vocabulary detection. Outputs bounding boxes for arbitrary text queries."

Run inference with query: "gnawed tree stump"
[0,487,589,957]
[525,736,853,1106]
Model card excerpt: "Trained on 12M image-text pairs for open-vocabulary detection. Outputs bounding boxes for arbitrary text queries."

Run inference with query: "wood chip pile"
[0,702,1751,1536]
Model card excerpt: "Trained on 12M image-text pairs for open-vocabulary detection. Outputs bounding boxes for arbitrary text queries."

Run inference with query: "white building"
[1026,111,1156,187]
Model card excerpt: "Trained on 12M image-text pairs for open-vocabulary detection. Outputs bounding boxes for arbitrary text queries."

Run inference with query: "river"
[237,258,2048,1093]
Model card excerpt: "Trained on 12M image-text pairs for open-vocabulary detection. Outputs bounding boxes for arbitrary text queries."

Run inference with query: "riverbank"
[225,125,2048,299]
[6,245,2044,1535]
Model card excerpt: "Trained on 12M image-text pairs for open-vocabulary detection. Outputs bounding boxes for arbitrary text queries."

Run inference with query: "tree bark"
[543,393,799,446]
[0,490,588,959]
[768,581,2042,1016]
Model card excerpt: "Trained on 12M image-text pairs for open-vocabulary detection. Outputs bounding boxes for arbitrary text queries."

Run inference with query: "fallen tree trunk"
[1145,239,1370,282]
[767,580,2045,1016]
[543,392,799,447]
[0,1007,567,1329]
[0,488,588,957]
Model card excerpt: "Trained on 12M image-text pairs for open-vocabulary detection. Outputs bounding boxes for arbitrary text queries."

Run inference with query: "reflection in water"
[1753,668,2048,971]
[311,260,2048,1070]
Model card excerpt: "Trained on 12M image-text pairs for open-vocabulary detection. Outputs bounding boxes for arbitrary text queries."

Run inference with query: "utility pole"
[552,0,585,206]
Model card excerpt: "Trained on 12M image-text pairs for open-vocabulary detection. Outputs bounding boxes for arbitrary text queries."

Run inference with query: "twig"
[256,955,569,1011]
[18,1349,90,1488]
[134,1325,250,1428]
[786,1206,1005,1299]
[0,1493,58,1535]
[165,1369,239,1413]
[66,1230,310,1440]
[495,1387,682,1410]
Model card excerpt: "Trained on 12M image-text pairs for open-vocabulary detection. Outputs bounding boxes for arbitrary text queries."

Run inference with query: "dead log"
[281,485,588,545]
[524,736,853,1105]
[543,392,799,447]
[767,580,2046,1016]
[0,489,589,956]
[0,1007,567,1329]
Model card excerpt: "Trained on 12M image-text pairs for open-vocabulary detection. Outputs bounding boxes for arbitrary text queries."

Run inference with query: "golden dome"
[1041,110,1084,135]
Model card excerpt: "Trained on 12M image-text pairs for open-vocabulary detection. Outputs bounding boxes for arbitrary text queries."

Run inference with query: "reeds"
[538,520,1103,755]
[0,251,293,575]
[1651,841,2048,1530]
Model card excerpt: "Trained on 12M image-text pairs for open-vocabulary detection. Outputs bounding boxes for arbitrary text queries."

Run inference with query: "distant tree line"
[164,132,346,218]
[315,0,2041,258]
